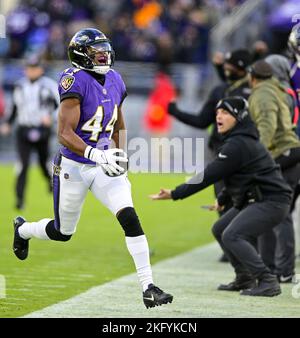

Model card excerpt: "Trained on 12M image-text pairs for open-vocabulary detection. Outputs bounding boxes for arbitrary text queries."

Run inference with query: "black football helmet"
[68,28,115,74]
[288,26,300,63]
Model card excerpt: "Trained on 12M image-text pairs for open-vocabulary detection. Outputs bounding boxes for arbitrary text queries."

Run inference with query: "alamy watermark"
[107,133,205,184]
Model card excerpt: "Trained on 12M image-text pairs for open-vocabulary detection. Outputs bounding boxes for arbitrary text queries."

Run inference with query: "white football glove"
[84,146,128,176]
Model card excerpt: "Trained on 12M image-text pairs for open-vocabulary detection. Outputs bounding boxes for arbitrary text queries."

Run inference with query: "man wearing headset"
[151,96,292,297]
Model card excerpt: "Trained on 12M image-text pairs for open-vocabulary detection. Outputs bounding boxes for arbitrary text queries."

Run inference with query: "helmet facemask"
[85,41,114,74]
[70,40,114,74]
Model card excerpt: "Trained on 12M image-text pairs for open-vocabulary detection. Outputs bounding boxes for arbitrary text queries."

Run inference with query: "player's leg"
[13,155,89,260]
[222,201,289,296]
[90,169,173,308]
[212,207,256,291]
[15,128,32,209]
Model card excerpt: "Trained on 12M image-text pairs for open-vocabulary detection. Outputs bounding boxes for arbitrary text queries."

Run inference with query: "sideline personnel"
[248,60,300,282]
[151,97,291,297]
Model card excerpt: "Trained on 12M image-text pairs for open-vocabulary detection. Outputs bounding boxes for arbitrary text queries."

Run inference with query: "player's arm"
[111,105,126,150]
[168,87,219,128]
[57,98,87,156]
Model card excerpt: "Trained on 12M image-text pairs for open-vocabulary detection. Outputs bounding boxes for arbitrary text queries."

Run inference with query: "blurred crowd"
[1,0,245,64]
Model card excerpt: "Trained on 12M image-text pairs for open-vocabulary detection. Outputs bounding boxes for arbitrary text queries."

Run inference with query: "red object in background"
[144,71,177,134]
[0,88,5,118]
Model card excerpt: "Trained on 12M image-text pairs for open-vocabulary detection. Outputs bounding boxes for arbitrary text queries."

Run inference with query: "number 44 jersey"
[58,67,127,164]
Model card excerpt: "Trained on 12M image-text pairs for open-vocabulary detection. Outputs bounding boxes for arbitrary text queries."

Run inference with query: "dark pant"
[212,201,290,279]
[16,127,51,204]
[260,161,300,276]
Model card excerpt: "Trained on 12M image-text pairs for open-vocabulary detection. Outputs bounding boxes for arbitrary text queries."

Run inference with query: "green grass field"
[0,165,216,318]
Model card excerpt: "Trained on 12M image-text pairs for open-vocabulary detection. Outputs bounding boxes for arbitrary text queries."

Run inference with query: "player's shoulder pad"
[59,67,84,91]
[107,69,126,95]
[108,68,123,81]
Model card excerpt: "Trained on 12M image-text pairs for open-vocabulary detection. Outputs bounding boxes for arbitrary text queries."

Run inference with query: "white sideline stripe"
[23,243,299,318]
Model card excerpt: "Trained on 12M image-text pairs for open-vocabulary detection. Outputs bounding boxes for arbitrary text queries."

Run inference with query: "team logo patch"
[53,164,61,176]
[61,75,75,91]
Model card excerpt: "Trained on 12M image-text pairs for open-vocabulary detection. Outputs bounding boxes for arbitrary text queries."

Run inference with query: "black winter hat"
[248,60,273,79]
[224,49,252,70]
[216,96,249,122]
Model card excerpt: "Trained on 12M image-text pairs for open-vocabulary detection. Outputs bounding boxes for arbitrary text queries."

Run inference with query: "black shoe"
[277,274,295,283]
[16,199,24,210]
[143,284,173,309]
[240,274,281,297]
[218,275,256,291]
[13,216,29,260]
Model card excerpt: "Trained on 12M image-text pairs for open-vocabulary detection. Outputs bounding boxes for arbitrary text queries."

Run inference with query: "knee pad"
[117,207,144,237]
[46,220,72,242]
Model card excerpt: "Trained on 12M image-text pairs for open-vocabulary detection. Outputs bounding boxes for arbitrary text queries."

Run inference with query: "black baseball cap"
[248,60,273,79]
[224,49,252,70]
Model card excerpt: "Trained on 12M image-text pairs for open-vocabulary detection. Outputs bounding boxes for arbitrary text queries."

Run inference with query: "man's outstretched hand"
[149,189,172,200]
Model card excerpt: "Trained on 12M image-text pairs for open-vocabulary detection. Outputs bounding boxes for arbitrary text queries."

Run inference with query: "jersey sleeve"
[58,69,86,103]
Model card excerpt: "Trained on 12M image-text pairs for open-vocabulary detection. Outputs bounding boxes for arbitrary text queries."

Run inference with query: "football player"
[12,28,173,309]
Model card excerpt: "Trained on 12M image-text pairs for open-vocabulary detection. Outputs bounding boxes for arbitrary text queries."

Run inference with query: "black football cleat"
[143,284,173,309]
[13,216,29,260]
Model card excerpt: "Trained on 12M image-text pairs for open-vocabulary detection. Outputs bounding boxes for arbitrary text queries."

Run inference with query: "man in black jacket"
[151,97,291,297]
[168,50,252,262]
[168,49,252,154]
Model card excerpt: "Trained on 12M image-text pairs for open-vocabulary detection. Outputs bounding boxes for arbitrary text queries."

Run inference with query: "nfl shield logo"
[102,88,107,95]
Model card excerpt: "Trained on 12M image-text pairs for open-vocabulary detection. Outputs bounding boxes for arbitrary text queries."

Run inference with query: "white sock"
[18,218,52,240]
[125,235,153,291]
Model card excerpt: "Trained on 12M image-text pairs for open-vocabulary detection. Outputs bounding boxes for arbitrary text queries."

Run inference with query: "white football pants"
[52,154,133,235]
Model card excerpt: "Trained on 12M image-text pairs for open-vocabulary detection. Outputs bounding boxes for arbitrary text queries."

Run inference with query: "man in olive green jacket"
[249,69,300,158]
[248,60,300,282]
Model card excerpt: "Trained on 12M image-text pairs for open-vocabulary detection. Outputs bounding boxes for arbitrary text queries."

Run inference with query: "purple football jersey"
[58,68,127,164]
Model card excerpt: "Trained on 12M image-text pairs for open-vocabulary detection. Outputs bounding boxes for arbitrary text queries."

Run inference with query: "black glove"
[168,101,179,117]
